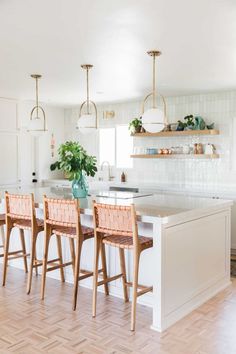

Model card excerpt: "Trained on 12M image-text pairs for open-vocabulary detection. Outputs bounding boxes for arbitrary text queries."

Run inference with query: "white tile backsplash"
[65,90,236,192]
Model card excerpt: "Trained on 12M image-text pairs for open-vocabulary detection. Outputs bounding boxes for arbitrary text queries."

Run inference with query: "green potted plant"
[50,141,97,198]
[176,115,194,131]
[128,117,142,134]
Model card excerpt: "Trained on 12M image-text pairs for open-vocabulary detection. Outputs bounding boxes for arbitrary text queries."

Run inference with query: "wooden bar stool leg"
[0,226,5,252]
[100,242,109,296]
[34,245,39,276]
[19,228,28,274]
[131,250,140,331]
[72,238,83,311]
[2,226,11,286]
[41,231,51,300]
[56,235,65,283]
[69,238,75,277]
[119,248,129,302]
[27,233,37,294]
[92,235,101,317]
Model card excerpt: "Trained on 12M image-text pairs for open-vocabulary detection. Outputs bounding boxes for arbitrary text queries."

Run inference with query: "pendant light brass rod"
[153,54,156,108]
[86,67,89,114]
[36,76,39,117]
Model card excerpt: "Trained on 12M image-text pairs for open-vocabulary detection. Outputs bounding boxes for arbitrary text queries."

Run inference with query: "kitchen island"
[0,185,233,332]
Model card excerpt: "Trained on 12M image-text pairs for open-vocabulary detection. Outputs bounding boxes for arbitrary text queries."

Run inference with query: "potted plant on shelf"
[50,141,97,198]
[128,117,142,134]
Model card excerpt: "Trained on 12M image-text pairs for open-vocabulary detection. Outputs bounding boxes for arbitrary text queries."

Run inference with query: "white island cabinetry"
[0,187,232,332]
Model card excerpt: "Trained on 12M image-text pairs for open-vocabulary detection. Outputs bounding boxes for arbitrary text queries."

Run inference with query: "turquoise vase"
[72,174,88,199]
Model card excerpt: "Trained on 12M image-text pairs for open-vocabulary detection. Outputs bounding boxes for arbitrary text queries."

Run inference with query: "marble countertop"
[0,185,233,223]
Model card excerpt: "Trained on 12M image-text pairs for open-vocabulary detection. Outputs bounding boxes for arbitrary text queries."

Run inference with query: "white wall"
[64,90,236,192]
[0,98,64,186]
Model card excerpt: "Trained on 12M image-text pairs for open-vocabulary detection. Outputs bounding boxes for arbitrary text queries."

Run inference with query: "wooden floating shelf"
[132,129,219,137]
[130,154,220,159]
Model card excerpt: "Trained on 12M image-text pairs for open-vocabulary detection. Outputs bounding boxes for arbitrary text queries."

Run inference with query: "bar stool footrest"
[97,273,123,286]
[47,261,73,272]
[8,253,30,260]
[137,286,153,297]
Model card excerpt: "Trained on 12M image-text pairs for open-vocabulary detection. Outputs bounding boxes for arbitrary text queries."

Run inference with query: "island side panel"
[160,208,231,331]
[150,219,165,332]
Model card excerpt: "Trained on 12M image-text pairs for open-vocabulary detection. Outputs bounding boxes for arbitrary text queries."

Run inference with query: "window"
[99,125,133,168]
[99,128,115,166]
[116,125,133,168]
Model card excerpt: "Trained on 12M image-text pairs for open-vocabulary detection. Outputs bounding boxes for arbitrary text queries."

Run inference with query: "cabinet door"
[0,134,18,184]
[0,99,17,131]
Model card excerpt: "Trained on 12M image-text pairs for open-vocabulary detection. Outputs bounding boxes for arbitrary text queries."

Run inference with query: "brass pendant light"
[77,64,98,131]
[141,50,167,133]
[27,74,47,135]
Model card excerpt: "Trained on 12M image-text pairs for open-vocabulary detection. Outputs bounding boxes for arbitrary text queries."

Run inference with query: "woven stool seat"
[0,214,5,226]
[52,225,94,239]
[13,218,44,231]
[103,234,153,250]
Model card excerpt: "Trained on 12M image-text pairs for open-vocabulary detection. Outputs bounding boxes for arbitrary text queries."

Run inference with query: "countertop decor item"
[205,143,216,154]
[121,172,126,182]
[129,117,142,134]
[50,141,97,198]
[141,50,167,133]
[194,116,206,130]
[27,74,47,135]
[176,115,215,132]
[77,64,98,132]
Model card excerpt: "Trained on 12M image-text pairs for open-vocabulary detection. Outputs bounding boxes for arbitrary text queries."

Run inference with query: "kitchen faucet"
[100,161,114,181]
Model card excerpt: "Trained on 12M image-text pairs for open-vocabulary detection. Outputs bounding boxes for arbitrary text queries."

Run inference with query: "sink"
[109,186,139,193]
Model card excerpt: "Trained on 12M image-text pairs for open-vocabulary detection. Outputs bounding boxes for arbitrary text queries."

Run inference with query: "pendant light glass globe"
[142,108,165,133]
[141,50,167,133]
[77,113,97,134]
[28,116,46,137]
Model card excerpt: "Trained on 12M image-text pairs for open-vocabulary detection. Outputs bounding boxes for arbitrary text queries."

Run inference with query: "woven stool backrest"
[44,196,80,228]
[5,192,34,221]
[93,202,137,238]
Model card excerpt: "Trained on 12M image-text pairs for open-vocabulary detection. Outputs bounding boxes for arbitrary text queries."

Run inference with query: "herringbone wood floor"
[0,266,236,354]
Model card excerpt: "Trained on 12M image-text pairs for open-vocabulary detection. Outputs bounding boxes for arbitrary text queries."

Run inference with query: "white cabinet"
[0,134,19,184]
[0,99,17,131]
[0,99,19,185]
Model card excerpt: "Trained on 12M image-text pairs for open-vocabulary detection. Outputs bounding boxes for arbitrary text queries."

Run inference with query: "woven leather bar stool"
[41,196,109,310]
[3,192,44,293]
[0,214,5,257]
[92,201,153,331]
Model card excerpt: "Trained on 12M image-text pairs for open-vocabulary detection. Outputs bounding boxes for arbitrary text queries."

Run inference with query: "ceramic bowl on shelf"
[146,148,157,155]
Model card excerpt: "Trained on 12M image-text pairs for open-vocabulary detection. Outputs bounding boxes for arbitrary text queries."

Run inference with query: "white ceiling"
[0,0,235,107]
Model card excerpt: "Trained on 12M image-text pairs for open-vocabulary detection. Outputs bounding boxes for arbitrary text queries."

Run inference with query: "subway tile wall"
[64,91,236,192]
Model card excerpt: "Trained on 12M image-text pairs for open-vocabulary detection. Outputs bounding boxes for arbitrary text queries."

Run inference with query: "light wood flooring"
[0,266,236,354]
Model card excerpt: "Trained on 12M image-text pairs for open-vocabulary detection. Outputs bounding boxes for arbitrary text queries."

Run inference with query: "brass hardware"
[78,64,98,129]
[103,111,115,119]
[28,74,47,132]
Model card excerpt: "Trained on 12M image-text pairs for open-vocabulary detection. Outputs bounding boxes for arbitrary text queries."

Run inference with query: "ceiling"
[0,0,235,107]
